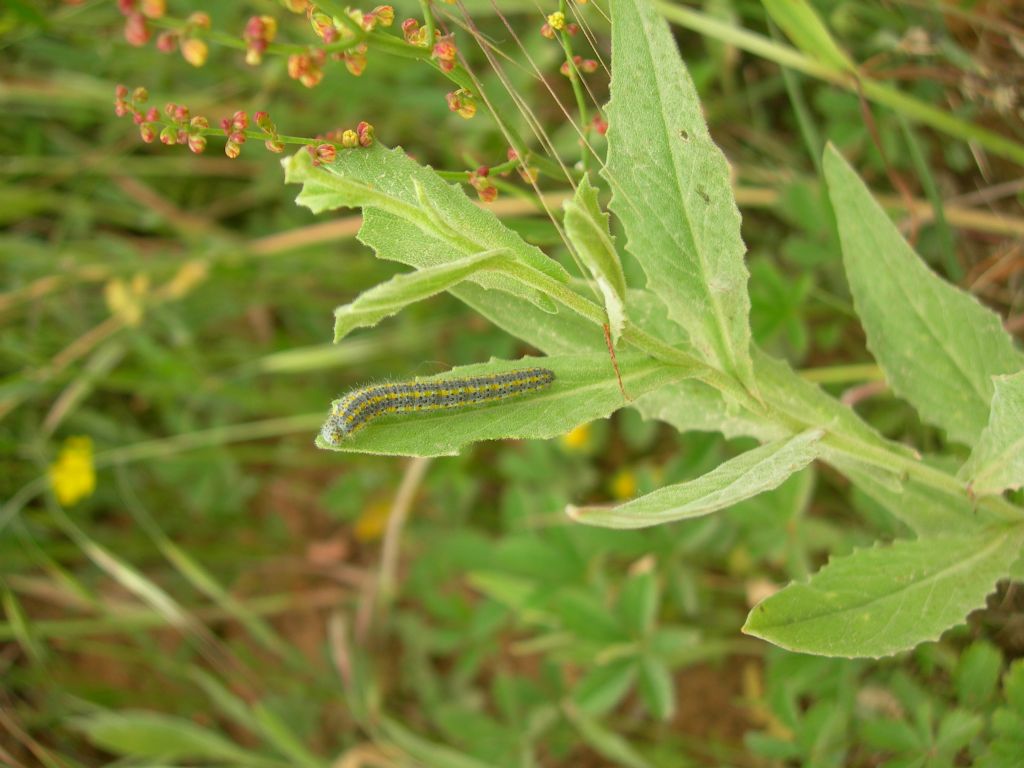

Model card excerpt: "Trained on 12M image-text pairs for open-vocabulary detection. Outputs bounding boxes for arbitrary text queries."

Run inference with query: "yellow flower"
[610,469,637,500]
[354,500,391,542]
[49,436,96,506]
[547,11,566,30]
[560,422,592,451]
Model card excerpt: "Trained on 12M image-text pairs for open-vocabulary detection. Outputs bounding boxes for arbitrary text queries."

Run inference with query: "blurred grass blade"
[563,702,654,768]
[568,430,823,529]
[379,717,495,768]
[657,2,1024,167]
[762,0,853,72]
[824,144,1023,446]
[605,0,755,390]
[253,703,327,768]
[637,656,676,720]
[1,584,46,665]
[958,372,1024,496]
[743,527,1024,657]
[75,710,281,766]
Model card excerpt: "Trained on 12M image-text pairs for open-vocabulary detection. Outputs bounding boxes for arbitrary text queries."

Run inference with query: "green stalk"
[656,1,1024,166]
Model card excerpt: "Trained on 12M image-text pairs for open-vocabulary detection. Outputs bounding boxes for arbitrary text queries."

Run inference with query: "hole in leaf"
[679,129,690,141]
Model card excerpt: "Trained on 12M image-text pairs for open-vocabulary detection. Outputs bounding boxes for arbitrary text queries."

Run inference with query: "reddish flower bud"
[344,50,367,76]
[225,140,242,159]
[581,58,598,73]
[139,123,157,143]
[181,38,208,67]
[475,165,489,177]
[145,107,159,122]
[228,131,247,144]
[114,100,128,117]
[314,143,337,163]
[254,111,272,130]
[401,18,420,43]
[156,30,177,52]
[372,5,394,27]
[265,138,285,153]
[231,111,249,130]
[117,0,136,15]
[188,133,207,153]
[433,35,457,62]
[591,115,608,135]
[190,115,209,130]
[159,125,177,144]
[141,0,165,19]
[187,12,211,29]
[540,24,555,40]
[124,12,151,46]
[115,84,129,99]
[446,89,477,119]
[356,121,374,147]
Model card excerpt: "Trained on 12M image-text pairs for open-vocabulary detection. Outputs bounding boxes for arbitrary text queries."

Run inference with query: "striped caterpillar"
[320,367,555,446]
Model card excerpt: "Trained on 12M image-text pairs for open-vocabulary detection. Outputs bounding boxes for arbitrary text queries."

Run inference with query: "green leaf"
[637,656,676,720]
[954,640,1003,708]
[568,429,823,529]
[283,145,568,313]
[563,175,627,344]
[934,708,983,757]
[605,0,755,389]
[762,0,853,72]
[824,144,1023,446]
[379,717,496,768]
[333,249,510,341]
[572,659,637,716]
[959,372,1024,496]
[317,353,689,457]
[563,704,654,768]
[743,527,1024,657]
[618,569,659,637]
[76,711,266,764]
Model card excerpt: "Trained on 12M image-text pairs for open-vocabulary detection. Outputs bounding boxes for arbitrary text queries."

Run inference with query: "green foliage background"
[2,1,1023,766]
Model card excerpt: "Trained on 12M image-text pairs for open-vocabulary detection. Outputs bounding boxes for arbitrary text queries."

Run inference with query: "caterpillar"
[320,367,555,446]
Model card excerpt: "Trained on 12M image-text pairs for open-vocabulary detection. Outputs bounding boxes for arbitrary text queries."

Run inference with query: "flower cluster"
[507,148,539,184]
[154,12,211,67]
[244,15,278,65]
[468,165,497,203]
[446,89,477,119]
[288,48,327,87]
[221,111,249,159]
[432,34,458,73]
[306,121,376,165]
[255,111,286,153]
[118,0,164,46]
[540,9,579,38]
[560,54,598,77]
[113,85,206,149]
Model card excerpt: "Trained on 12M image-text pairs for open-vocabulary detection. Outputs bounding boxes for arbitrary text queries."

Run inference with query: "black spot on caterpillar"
[320,367,555,446]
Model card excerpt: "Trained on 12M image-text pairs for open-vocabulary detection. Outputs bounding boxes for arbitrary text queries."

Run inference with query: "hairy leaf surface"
[824,145,1023,446]
[959,372,1024,496]
[744,527,1024,657]
[284,147,568,312]
[568,430,823,528]
[605,0,754,389]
